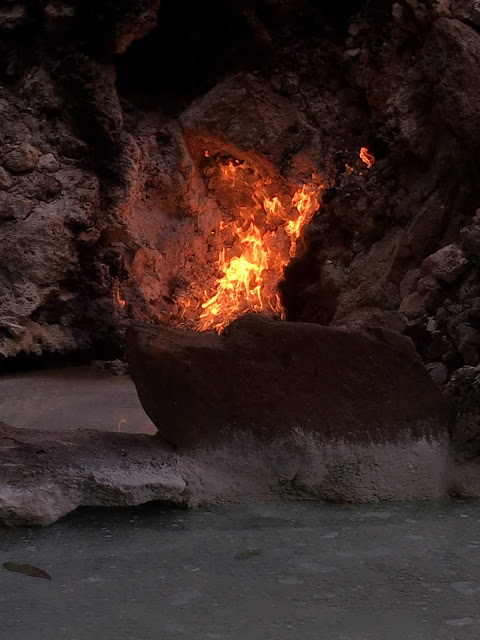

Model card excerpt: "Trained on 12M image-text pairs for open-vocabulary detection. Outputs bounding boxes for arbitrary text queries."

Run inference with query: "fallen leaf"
[235,548,261,560]
[3,562,52,580]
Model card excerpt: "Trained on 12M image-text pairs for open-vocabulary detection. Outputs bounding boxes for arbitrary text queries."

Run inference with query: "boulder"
[126,314,449,450]
[421,244,469,284]
[3,143,40,172]
[180,73,316,172]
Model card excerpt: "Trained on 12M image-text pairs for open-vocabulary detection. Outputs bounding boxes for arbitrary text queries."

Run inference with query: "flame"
[359,147,375,168]
[191,162,322,333]
[198,220,271,332]
[115,284,126,308]
[287,184,319,256]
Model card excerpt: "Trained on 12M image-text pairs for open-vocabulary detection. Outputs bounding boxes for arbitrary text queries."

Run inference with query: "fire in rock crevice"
[178,158,324,333]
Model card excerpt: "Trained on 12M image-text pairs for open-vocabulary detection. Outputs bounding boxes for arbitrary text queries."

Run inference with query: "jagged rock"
[180,73,316,172]
[452,0,474,20]
[421,245,469,284]
[0,192,34,221]
[0,166,11,189]
[127,313,448,449]
[461,223,480,256]
[37,153,58,171]
[3,143,40,172]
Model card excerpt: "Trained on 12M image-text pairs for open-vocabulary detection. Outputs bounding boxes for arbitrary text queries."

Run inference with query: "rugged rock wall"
[1,0,479,400]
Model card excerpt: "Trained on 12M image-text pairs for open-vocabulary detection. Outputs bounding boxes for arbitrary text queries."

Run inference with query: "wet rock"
[127,314,448,450]
[4,143,40,173]
[421,245,469,284]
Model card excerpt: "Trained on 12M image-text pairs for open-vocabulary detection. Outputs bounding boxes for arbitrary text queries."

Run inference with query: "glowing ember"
[185,161,323,333]
[359,146,375,168]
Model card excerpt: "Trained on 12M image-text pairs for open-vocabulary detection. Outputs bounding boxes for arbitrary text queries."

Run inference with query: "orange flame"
[115,284,126,308]
[198,220,271,332]
[192,162,322,333]
[359,147,375,168]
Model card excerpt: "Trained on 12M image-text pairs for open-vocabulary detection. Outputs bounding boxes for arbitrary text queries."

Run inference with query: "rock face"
[0,0,479,379]
[1,0,480,455]
[127,314,448,449]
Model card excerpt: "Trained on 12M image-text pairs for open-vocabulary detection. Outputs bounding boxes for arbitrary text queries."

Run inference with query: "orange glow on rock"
[115,285,126,308]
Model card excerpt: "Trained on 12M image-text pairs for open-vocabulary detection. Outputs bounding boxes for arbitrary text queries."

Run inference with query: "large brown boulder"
[126,314,448,450]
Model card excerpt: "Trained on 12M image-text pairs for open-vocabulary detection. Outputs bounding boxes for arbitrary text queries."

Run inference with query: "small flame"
[115,284,126,308]
[359,147,375,168]
[287,184,319,256]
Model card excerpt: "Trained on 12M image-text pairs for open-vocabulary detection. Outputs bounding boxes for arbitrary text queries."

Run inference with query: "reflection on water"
[0,367,157,435]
